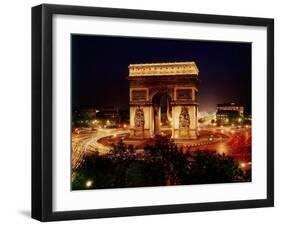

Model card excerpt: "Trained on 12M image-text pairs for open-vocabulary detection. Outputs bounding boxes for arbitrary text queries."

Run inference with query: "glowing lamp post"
[85,180,93,188]
[240,162,246,168]
[238,117,242,124]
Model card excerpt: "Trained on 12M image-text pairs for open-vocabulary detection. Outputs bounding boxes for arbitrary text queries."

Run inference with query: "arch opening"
[152,92,172,135]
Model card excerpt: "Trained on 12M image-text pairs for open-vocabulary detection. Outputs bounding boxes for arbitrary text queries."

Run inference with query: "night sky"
[72,34,251,113]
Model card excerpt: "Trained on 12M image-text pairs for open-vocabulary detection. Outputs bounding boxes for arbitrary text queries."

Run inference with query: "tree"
[72,137,250,190]
[110,140,136,160]
[110,139,127,159]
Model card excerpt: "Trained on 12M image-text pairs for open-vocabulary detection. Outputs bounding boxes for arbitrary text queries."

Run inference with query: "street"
[72,125,251,169]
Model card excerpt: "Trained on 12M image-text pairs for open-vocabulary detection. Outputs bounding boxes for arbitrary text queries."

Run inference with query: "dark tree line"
[72,136,251,190]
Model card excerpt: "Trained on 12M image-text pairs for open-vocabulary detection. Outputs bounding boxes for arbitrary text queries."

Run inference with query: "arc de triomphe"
[128,61,199,140]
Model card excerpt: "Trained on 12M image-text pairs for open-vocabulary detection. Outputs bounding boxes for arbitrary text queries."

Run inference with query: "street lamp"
[240,162,246,168]
[85,180,93,188]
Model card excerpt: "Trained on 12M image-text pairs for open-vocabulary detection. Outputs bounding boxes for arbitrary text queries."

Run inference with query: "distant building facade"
[216,103,244,124]
[95,107,120,119]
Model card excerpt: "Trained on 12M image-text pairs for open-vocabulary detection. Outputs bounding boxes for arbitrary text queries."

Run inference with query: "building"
[95,107,130,123]
[216,103,244,124]
[95,107,119,119]
[128,61,199,139]
[72,107,97,127]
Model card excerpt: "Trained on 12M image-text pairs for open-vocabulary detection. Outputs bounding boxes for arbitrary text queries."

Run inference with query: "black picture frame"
[32,4,274,222]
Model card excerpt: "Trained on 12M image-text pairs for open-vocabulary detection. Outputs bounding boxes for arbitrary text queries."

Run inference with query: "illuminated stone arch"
[128,62,199,140]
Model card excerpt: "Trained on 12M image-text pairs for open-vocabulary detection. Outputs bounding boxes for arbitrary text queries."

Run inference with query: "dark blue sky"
[72,34,251,113]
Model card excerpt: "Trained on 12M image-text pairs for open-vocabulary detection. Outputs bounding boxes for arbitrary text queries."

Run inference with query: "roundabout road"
[72,126,251,169]
[72,129,129,169]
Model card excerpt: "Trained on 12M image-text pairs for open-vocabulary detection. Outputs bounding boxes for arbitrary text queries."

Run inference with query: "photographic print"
[71,35,252,190]
[32,4,274,221]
